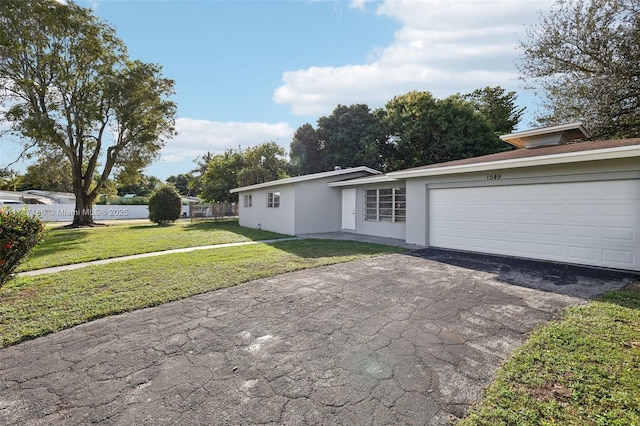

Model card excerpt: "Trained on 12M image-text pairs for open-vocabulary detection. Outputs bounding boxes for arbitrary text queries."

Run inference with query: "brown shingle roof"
[400,138,640,172]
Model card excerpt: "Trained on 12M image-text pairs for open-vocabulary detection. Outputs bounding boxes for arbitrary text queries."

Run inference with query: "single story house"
[232,123,640,272]
[230,166,380,235]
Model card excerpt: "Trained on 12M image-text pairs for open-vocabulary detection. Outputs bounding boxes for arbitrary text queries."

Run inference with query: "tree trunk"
[70,190,98,227]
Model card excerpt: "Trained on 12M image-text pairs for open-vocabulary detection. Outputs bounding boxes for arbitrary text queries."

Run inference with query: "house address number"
[486,173,502,181]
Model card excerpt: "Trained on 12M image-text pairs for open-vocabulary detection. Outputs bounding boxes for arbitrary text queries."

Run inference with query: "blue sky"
[1,0,554,181]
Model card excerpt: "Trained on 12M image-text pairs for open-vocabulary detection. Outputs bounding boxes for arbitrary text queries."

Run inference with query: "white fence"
[25,204,190,222]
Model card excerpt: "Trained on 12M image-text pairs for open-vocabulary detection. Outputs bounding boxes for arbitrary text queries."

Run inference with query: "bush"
[148,185,182,225]
[0,207,45,287]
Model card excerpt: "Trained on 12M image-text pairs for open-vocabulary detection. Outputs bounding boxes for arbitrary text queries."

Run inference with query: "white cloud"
[274,0,552,116]
[158,118,295,164]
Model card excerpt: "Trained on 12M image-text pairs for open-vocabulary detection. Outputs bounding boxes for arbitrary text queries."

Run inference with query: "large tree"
[238,141,288,187]
[520,0,640,138]
[463,86,525,135]
[0,0,176,226]
[317,104,387,171]
[385,91,509,169]
[19,151,73,192]
[199,148,244,203]
[289,123,322,175]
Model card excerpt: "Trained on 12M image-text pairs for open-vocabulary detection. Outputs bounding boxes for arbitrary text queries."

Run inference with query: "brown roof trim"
[401,138,640,172]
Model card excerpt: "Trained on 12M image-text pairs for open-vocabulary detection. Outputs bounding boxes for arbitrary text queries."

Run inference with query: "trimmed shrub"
[148,185,182,225]
[0,207,45,287]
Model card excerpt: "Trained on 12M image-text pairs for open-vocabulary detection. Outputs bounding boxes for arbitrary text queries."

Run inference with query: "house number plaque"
[486,173,502,181]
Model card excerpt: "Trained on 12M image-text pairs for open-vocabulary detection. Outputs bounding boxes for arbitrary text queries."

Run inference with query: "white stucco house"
[231,123,640,272]
[230,166,380,235]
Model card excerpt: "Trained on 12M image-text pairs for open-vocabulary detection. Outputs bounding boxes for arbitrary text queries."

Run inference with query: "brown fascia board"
[395,138,640,173]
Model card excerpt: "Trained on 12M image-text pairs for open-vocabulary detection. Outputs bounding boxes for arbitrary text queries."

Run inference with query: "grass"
[459,287,640,425]
[19,219,287,271]
[5,220,639,421]
[0,239,406,348]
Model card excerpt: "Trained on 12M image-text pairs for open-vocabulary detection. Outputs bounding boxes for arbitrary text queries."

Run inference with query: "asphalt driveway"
[0,248,635,425]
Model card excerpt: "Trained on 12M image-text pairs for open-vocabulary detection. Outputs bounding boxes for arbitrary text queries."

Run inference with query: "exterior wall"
[405,180,429,246]
[404,158,640,246]
[237,185,296,235]
[294,179,343,234]
[345,185,406,240]
[236,170,376,236]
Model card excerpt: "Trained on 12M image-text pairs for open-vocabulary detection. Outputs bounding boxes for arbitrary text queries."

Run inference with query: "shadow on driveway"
[410,247,638,299]
[0,249,636,425]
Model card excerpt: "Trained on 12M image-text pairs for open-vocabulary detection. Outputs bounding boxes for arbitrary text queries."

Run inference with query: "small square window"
[267,191,280,208]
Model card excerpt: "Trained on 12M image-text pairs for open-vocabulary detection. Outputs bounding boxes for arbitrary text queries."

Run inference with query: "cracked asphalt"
[0,248,636,425]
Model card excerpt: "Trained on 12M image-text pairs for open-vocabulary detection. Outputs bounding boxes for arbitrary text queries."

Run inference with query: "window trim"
[267,191,280,208]
[364,188,406,222]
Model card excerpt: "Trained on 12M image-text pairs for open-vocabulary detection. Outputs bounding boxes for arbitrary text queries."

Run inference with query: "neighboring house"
[230,166,380,235]
[231,123,640,271]
[22,190,75,204]
[0,190,51,205]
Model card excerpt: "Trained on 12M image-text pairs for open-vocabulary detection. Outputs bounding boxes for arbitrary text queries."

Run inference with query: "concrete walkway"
[1,244,636,425]
[18,238,300,277]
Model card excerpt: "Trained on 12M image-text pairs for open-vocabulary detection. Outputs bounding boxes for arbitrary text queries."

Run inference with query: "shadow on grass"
[182,220,289,241]
[27,229,89,258]
[597,285,640,311]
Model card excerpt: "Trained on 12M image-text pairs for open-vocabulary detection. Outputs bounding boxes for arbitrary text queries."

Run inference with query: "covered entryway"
[429,180,640,271]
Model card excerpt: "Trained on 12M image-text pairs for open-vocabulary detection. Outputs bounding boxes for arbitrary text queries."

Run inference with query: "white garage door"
[430,180,640,271]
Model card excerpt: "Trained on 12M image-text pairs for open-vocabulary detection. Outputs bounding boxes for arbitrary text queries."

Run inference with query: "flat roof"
[230,166,381,193]
[388,138,640,179]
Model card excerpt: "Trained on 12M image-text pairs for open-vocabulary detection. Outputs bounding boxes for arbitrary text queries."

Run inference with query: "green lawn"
[1,239,406,348]
[459,287,640,425]
[19,219,287,271]
[4,220,639,422]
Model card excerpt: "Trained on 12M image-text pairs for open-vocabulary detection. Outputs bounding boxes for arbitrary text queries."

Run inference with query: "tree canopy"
[384,91,510,169]
[520,0,640,138]
[0,0,176,226]
[199,142,288,203]
[316,104,388,171]
[463,86,525,135]
[286,88,520,175]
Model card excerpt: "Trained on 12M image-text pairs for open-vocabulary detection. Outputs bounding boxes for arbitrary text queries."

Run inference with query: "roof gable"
[500,122,591,148]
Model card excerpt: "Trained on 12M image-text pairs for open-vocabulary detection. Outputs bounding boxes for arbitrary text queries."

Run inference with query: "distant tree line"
[174,86,523,203]
[2,0,637,218]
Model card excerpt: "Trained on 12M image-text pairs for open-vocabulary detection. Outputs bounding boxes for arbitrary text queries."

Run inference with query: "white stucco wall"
[337,185,406,240]
[294,179,343,234]
[235,170,377,236]
[403,157,640,247]
[237,185,296,235]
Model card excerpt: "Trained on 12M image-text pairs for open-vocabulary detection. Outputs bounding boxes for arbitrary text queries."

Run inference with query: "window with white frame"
[243,194,252,208]
[365,188,406,222]
[267,191,280,208]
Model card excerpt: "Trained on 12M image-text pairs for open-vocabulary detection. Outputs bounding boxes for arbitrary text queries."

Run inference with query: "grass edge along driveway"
[0,239,406,348]
[459,286,640,425]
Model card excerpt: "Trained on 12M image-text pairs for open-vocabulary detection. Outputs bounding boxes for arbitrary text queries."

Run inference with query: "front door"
[341,188,356,230]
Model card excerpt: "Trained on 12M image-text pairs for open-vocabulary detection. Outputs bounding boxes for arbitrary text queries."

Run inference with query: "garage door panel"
[567,246,597,263]
[429,180,640,271]
[568,224,598,238]
[602,249,635,265]
[603,226,634,242]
